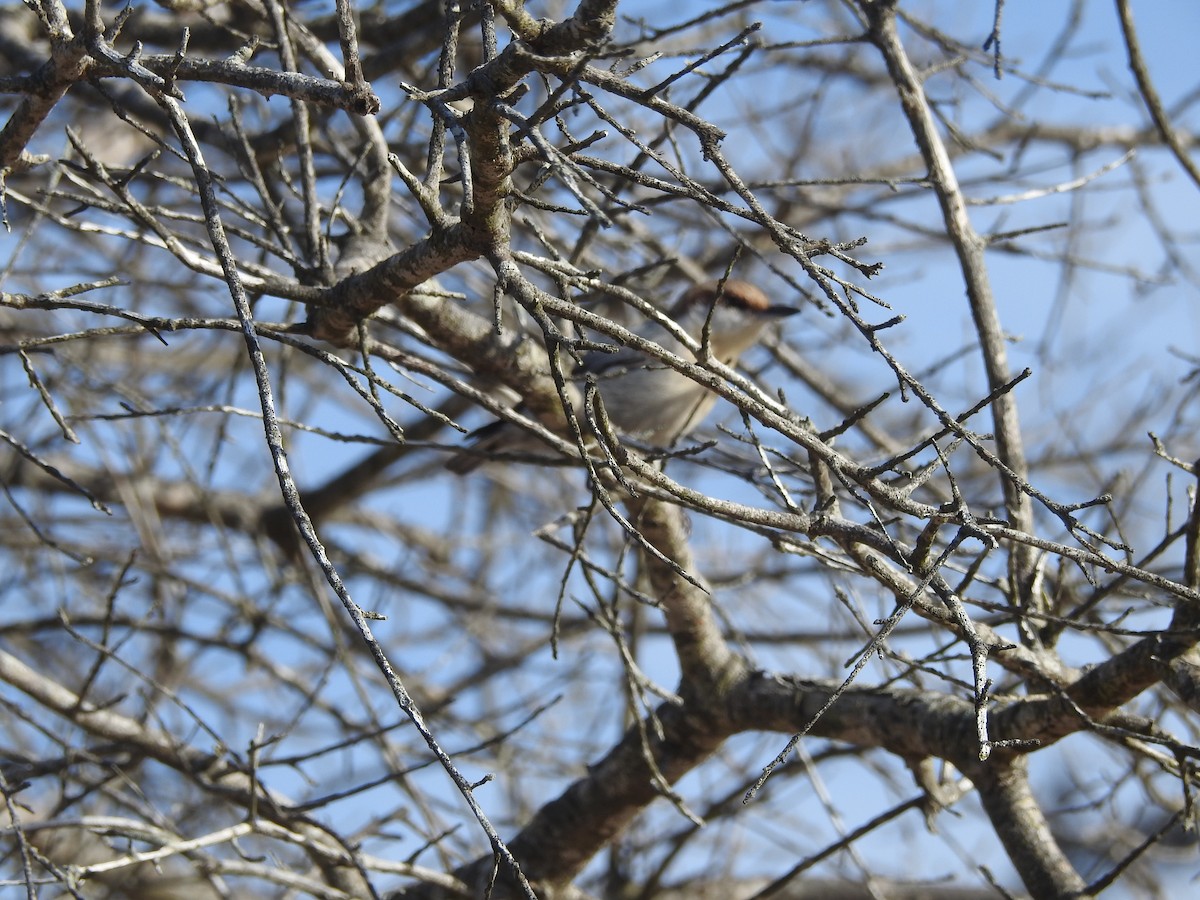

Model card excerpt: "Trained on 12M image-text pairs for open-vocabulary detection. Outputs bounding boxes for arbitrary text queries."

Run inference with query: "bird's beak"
[763,305,802,318]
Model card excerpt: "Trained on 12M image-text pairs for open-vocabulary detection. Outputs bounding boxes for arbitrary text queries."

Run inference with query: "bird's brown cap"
[671,279,800,318]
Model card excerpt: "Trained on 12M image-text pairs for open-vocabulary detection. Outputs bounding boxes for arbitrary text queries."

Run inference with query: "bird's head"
[668,279,800,361]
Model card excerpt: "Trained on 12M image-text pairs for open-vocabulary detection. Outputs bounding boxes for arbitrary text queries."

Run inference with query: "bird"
[445,279,800,473]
